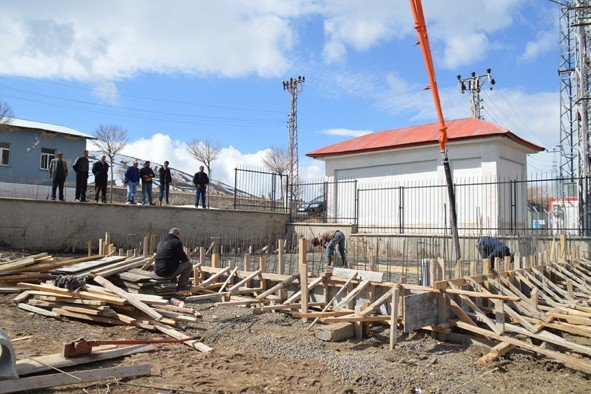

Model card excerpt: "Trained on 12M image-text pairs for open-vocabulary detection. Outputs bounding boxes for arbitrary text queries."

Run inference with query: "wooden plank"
[390,285,399,350]
[18,303,60,318]
[150,320,212,353]
[0,365,151,393]
[442,288,520,301]
[308,273,358,331]
[334,280,370,310]
[478,342,515,365]
[360,287,393,316]
[17,345,155,376]
[332,267,384,283]
[283,275,324,305]
[93,276,163,320]
[256,274,299,300]
[228,269,262,291]
[218,266,238,293]
[321,315,391,323]
[299,238,308,321]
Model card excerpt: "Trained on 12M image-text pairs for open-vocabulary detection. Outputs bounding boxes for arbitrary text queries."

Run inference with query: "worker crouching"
[155,228,192,292]
[312,230,347,270]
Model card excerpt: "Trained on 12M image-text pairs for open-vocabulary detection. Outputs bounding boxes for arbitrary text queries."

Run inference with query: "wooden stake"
[149,234,157,255]
[211,253,220,268]
[560,233,567,261]
[298,238,308,322]
[531,288,538,310]
[483,258,491,275]
[567,280,574,298]
[389,285,399,350]
[504,256,511,272]
[87,240,92,257]
[277,239,285,275]
[494,300,505,334]
[243,253,250,271]
[193,265,201,287]
[98,239,103,256]
[143,235,149,257]
[470,261,477,276]
[199,246,205,267]
[455,260,462,279]
[429,259,437,286]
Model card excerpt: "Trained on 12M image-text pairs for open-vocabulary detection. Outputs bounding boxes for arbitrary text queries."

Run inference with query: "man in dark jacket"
[92,155,109,203]
[139,161,155,206]
[193,166,210,208]
[124,162,140,204]
[158,161,172,206]
[476,237,512,269]
[48,152,68,201]
[155,228,192,291]
[73,150,89,202]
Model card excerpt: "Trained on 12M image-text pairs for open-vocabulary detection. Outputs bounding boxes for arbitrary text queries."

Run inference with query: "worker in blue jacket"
[124,162,140,205]
[476,236,512,269]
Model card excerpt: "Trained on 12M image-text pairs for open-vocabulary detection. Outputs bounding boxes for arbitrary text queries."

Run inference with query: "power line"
[0,83,282,124]
[0,73,284,113]
[2,93,283,128]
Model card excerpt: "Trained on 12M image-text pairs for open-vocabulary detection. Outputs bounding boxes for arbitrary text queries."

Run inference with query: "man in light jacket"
[48,152,68,201]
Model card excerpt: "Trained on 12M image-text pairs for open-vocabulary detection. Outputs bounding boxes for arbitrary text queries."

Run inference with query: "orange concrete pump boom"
[408,0,461,261]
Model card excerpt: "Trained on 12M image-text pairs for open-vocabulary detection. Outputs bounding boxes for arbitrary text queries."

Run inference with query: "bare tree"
[93,124,128,202]
[263,146,290,201]
[186,138,221,181]
[0,100,14,131]
[262,146,289,175]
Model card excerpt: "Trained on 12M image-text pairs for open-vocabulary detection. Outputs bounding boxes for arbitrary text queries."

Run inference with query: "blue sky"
[0,0,559,183]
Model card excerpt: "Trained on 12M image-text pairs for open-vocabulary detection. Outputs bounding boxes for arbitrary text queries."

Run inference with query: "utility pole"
[557,0,591,234]
[457,69,495,119]
[282,76,305,215]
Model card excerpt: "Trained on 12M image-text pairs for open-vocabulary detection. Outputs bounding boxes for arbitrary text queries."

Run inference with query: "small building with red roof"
[307,117,544,182]
[305,118,544,234]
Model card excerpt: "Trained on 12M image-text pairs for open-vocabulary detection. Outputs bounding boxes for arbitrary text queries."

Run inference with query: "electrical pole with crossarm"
[457,69,495,120]
[282,76,305,215]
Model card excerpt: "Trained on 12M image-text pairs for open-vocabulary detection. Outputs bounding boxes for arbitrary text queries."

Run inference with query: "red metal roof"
[307,118,544,159]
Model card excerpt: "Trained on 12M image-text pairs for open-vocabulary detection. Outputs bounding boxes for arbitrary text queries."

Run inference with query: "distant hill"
[88,151,250,196]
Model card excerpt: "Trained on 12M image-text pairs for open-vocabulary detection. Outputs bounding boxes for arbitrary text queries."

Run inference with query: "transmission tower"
[558,0,591,233]
[282,76,305,212]
[457,69,495,119]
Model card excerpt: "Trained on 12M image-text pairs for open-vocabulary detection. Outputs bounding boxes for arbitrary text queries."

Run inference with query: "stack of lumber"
[15,276,211,353]
[0,254,115,293]
[110,269,177,297]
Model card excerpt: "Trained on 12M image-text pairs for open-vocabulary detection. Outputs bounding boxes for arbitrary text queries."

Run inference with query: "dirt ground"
[2,290,591,394]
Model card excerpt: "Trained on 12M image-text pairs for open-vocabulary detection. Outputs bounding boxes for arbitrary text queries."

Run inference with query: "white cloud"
[92,81,119,104]
[521,30,555,61]
[112,133,324,185]
[321,128,372,137]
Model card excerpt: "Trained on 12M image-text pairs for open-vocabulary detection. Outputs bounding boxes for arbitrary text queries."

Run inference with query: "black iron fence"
[233,168,591,236]
[232,167,289,212]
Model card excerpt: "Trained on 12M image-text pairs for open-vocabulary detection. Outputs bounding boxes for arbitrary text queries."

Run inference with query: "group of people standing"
[124,160,175,206]
[49,150,211,207]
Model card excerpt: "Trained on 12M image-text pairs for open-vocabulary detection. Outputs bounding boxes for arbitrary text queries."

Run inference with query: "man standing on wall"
[92,155,109,203]
[312,230,347,270]
[155,228,192,291]
[193,165,210,208]
[140,161,155,206]
[158,160,172,206]
[73,150,89,202]
[124,161,140,205]
[48,152,68,201]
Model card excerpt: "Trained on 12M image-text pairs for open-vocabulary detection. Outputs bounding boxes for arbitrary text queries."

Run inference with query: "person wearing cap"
[158,161,172,206]
[139,161,155,206]
[154,228,192,291]
[72,150,89,202]
[312,230,347,269]
[48,152,68,201]
[124,161,140,204]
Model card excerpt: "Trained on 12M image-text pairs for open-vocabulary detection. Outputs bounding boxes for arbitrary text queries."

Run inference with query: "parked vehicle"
[297,195,325,216]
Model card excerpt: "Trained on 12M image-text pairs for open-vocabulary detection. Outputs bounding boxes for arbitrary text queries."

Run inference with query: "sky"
[0,0,560,184]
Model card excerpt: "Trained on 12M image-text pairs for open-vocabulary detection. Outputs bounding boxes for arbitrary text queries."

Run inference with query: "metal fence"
[232,167,289,212]
[232,169,591,236]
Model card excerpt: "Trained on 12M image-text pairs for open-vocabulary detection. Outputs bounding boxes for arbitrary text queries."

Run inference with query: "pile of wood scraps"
[423,257,591,374]
[14,276,211,353]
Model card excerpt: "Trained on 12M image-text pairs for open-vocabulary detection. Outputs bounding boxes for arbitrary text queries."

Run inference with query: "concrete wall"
[0,127,87,185]
[0,197,289,251]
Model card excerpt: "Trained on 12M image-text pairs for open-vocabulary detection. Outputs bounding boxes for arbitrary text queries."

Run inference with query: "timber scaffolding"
[184,238,591,375]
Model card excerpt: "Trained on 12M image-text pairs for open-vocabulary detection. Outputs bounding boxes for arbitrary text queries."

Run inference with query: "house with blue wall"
[0,118,94,186]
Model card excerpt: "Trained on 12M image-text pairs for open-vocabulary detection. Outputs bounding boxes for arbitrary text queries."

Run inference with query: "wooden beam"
[389,285,399,350]
[256,274,299,300]
[93,276,163,320]
[283,276,324,305]
[299,238,308,321]
[334,280,370,310]
[228,269,262,292]
[307,273,358,331]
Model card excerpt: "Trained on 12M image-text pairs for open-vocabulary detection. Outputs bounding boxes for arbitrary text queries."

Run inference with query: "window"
[0,142,8,166]
[40,148,56,170]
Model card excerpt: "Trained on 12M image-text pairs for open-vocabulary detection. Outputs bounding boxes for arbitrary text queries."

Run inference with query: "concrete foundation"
[0,197,289,251]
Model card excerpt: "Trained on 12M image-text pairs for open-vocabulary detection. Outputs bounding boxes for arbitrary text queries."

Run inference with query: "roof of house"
[5,118,95,139]
[307,117,544,159]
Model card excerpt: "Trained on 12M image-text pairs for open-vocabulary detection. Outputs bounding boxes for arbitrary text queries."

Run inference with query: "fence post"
[510,180,517,234]
[271,173,276,212]
[323,180,328,223]
[233,168,238,209]
[355,187,360,229]
[399,186,405,234]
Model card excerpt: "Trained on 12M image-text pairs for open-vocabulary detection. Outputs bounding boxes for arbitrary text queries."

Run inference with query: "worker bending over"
[155,228,192,291]
[476,236,512,270]
[313,230,347,269]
